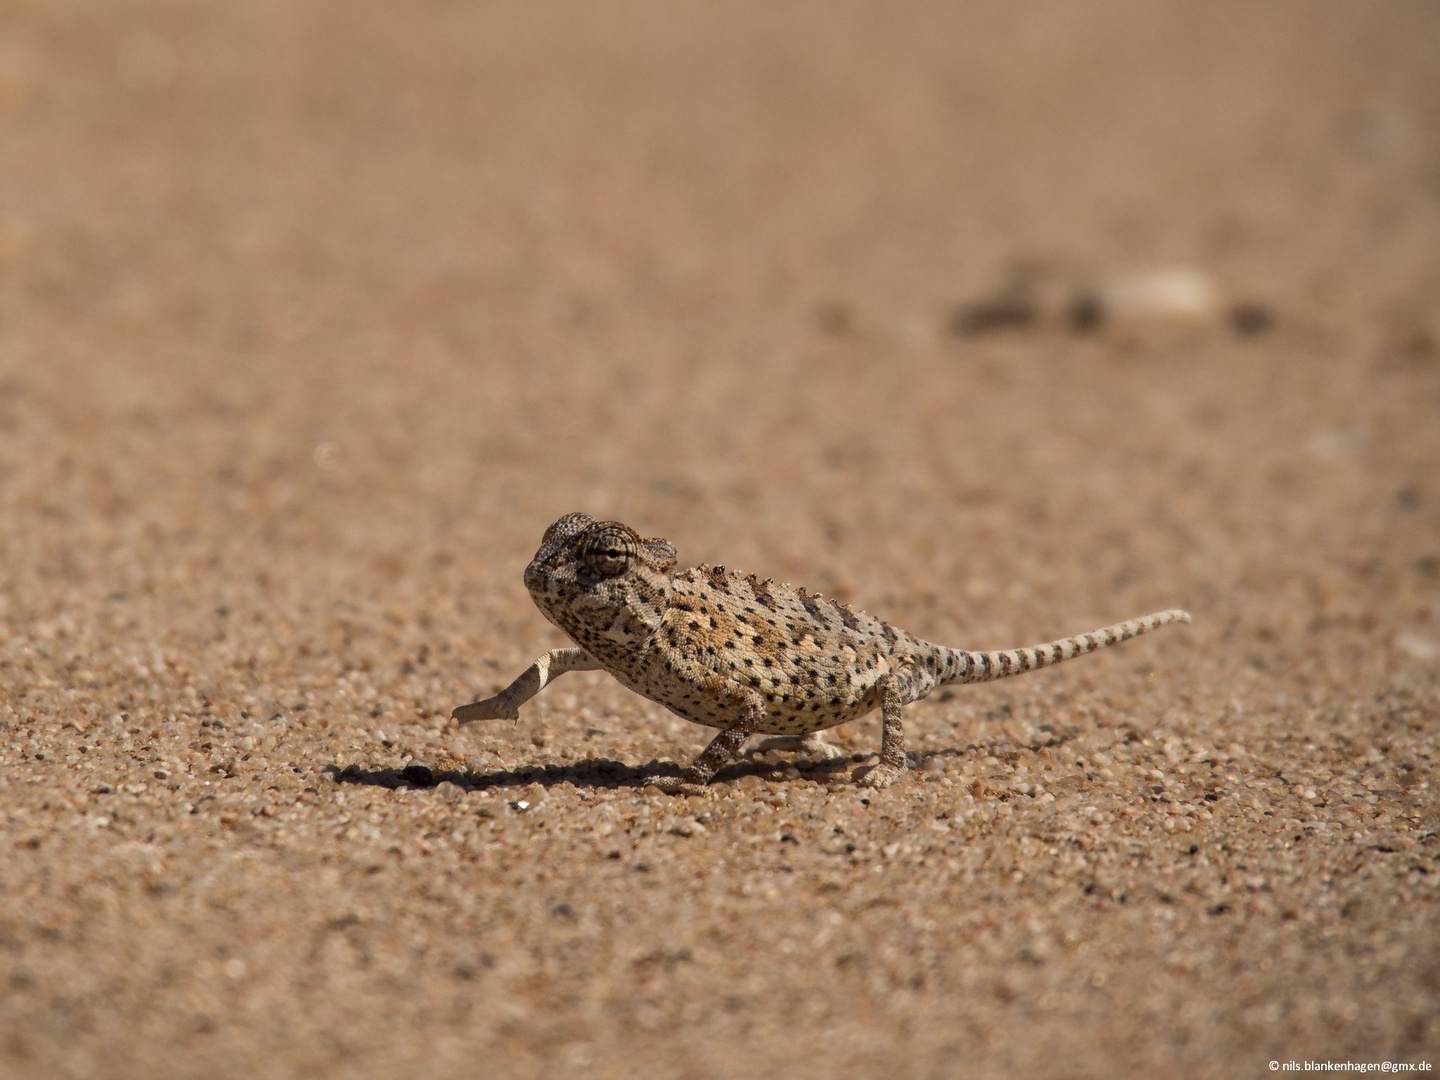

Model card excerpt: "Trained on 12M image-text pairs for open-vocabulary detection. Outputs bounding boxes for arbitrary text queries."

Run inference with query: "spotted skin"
[452,513,1192,793]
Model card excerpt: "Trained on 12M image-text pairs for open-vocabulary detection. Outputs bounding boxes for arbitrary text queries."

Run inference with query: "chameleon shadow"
[324,753,856,793]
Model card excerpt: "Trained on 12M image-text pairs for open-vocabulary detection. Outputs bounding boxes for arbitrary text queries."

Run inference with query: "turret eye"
[578,525,638,578]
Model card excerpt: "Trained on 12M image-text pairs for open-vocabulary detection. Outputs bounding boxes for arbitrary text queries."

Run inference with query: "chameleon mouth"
[522,560,557,601]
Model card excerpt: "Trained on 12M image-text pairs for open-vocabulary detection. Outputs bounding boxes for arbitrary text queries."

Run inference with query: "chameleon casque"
[452,512,1191,793]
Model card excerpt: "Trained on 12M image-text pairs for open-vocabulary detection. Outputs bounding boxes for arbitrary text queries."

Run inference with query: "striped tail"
[940,609,1191,684]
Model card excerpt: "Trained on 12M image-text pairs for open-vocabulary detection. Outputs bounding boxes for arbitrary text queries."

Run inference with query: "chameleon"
[452,512,1191,794]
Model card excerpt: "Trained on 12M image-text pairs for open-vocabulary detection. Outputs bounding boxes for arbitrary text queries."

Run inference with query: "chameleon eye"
[578,524,638,578]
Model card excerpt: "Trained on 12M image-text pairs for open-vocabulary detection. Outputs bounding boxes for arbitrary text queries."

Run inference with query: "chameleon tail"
[939,609,1191,684]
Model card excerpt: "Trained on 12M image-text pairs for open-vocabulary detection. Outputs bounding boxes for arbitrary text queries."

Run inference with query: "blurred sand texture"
[1,2,1438,1077]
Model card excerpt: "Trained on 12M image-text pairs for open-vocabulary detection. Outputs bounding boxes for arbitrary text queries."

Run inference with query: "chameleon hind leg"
[857,673,907,789]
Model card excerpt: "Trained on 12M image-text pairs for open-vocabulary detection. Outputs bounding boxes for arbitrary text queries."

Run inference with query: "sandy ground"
[2,2,1438,1077]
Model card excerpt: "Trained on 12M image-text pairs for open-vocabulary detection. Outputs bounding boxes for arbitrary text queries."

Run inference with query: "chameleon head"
[523,513,678,650]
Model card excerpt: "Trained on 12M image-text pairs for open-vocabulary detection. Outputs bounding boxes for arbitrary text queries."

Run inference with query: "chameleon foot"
[748,733,848,762]
[857,762,906,789]
[451,697,519,723]
[645,773,711,797]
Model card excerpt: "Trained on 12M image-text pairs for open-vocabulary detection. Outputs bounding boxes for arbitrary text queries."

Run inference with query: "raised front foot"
[451,697,519,723]
[856,761,906,789]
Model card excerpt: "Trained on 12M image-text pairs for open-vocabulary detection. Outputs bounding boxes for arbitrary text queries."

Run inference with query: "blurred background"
[2,0,1436,625]
[1,2,1438,1076]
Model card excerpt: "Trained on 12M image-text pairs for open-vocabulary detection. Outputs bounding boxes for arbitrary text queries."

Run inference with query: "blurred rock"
[1094,268,1219,326]
[1228,302,1274,337]
[949,288,1038,336]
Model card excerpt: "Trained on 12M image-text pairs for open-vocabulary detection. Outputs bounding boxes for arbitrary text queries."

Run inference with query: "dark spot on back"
[750,576,778,611]
[800,594,829,623]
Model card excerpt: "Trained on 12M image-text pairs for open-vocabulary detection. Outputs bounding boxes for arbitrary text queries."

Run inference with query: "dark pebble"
[1228,302,1273,336]
[949,296,1036,336]
[815,301,854,335]
[1067,293,1105,332]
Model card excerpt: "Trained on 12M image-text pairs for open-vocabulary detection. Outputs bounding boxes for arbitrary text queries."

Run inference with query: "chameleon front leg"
[647,664,766,796]
[857,673,907,789]
[647,720,758,796]
[451,647,602,723]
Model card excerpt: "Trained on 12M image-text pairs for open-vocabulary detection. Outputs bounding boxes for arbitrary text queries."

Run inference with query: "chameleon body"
[452,512,1191,792]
